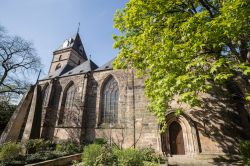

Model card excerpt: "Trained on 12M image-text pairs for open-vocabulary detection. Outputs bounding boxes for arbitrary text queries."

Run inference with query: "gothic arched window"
[65,85,75,111]
[101,77,119,124]
[41,84,49,126]
[58,83,75,125]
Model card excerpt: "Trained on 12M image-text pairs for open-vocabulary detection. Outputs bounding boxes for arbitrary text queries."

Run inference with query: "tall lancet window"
[41,85,49,126]
[102,77,119,124]
[58,83,75,125]
[65,85,75,111]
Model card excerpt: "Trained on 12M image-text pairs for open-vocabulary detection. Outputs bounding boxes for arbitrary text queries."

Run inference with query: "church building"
[1,32,250,158]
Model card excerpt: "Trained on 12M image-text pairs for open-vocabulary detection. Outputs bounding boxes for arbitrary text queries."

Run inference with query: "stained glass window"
[102,77,119,124]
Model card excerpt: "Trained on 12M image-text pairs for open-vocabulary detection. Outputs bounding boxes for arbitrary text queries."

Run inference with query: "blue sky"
[0,0,128,80]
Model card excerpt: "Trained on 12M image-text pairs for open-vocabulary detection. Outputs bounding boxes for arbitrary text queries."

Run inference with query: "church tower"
[48,33,87,75]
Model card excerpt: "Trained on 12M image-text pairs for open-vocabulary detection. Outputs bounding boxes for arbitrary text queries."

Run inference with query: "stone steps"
[164,155,243,166]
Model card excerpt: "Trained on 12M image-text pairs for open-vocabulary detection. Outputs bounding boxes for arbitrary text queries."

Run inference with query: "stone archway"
[162,111,200,156]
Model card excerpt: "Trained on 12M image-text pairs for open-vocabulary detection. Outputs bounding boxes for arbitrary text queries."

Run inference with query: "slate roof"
[95,57,115,71]
[41,59,98,80]
[41,64,74,80]
[61,59,98,76]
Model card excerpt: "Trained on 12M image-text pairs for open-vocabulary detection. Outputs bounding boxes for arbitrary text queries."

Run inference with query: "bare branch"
[0,28,42,98]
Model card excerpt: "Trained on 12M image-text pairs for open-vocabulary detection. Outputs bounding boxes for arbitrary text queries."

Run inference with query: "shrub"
[56,140,82,154]
[1,155,26,166]
[25,152,45,164]
[143,161,160,166]
[26,139,53,154]
[81,144,161,166]
[82,144,102,166]
[0,142,22,161]
[93,138,107,145]
[95,145,118,166]
[114,148,144,166]
[25,151,66,164]
[240,140,250,166]
[140,148,160,164]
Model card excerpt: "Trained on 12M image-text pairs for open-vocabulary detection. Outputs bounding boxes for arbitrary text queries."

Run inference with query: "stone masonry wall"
[37,69,250,155]
[85,69,161,151]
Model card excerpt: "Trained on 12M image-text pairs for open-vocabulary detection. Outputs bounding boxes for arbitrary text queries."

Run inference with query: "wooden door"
[169,121,185,155]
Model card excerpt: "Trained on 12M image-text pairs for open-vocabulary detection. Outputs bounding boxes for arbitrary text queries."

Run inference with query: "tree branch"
[199,0,214,18]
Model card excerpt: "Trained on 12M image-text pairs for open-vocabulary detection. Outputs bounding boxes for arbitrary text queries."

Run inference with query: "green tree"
[113,0,250,125]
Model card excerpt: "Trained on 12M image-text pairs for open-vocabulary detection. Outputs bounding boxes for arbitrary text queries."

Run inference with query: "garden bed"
[25,153,81,166]
[0,139,83,166]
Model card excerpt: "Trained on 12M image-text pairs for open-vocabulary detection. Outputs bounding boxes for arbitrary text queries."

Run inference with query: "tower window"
[101,77,119,124]
[58,55,62,61]
[55,63,61,70]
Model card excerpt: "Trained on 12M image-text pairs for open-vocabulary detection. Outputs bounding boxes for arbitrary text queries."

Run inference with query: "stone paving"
[161,155,243,166]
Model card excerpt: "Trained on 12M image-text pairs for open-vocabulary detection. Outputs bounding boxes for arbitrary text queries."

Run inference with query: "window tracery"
[101,77,119,124]
[58,83,75,125]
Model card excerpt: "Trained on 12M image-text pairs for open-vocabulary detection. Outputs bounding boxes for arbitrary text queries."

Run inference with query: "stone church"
[1,32,250,158]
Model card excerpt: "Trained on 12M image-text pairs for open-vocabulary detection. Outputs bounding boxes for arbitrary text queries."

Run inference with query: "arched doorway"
[169,121,185,155]
[161,111,200,156]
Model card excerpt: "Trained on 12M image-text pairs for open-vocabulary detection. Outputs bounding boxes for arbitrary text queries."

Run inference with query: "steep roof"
[41,60,98,80]
[41,64,74,80]
[95,57,115,71]
[61,59,98,76]
[55,33,87,60]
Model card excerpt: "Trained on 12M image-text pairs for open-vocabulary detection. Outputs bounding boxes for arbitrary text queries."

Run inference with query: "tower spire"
[77,22,80,34]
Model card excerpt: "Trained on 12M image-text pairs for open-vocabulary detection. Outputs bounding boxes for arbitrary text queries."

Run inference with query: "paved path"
[160,155,243,166]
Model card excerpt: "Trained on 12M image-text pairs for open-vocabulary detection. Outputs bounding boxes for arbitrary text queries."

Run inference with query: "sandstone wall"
[36,69,249,155]
[85,69,161,151]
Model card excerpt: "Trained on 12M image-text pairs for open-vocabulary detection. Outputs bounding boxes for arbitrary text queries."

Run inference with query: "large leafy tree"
[113,0,250,125]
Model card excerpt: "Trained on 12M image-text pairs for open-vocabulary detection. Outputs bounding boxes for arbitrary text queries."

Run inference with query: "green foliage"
[82,144,161,166]
[56,140,82,154]
[82,144,102,166]
[25,151,66,164]
[240,140,250,166]
[0,155,26,166]
[0,140,79,165]
[95,145,118,166]
[0,142,21,161]
[93,138,107,145]
[25,152,45,164]
[143,161,160,166]
[25,139,54,154]
[113,0,250,126]
[114,148,144,166]
[0,101,16,134]
[140,148,160,164]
